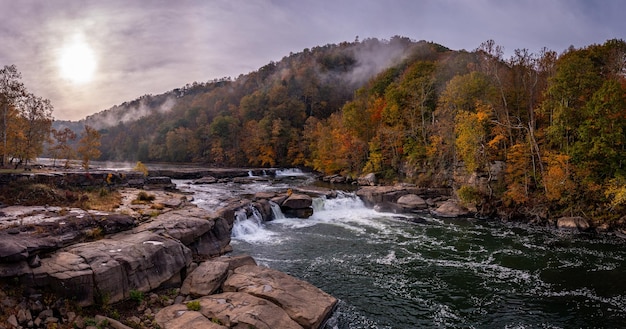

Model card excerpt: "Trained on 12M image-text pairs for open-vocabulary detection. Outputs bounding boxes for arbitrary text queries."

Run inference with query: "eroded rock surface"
[223,265,337,329]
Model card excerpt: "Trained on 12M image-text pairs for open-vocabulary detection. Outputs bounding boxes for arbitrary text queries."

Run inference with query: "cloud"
[1,0,625,120]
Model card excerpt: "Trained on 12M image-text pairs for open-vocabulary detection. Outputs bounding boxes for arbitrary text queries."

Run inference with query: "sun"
[58,34,97,84]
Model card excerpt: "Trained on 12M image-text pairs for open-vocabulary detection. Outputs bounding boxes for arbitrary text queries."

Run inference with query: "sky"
[1,0,625,121]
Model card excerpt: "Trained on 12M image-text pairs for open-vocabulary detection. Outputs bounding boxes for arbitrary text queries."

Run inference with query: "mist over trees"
[54,37,626,223]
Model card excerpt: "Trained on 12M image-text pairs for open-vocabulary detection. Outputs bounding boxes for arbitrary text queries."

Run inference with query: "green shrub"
[186,300,201,311]
[129,289,144,303]
[457,185,482,205]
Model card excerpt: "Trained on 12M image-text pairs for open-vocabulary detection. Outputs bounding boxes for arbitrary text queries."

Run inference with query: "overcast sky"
[1,0,625,121]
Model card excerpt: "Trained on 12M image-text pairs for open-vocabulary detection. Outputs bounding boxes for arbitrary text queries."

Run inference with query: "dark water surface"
[177,174,626,328]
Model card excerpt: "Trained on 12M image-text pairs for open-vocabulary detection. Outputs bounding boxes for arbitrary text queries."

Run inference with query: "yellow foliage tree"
[77,125,101,171]
[542,152,575,202]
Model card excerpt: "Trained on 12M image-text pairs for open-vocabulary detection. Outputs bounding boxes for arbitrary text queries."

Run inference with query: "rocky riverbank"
[0,173,336,329]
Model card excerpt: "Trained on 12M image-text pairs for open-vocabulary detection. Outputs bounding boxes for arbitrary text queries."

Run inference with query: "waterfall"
[231,205,277,243]
[269,201,286,220]
[231,208,262,238]
[275,168,307,177]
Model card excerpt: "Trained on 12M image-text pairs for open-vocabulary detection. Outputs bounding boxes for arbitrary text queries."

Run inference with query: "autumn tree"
[50,127,77,168]
[16,93,53,164]
[77,125,101,170]
[0,65,26,166]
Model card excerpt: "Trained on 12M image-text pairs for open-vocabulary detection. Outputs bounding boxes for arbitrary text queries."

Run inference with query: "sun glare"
[58,34,97,84]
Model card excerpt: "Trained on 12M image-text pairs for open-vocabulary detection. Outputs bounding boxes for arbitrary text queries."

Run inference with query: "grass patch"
[186,300,201,311]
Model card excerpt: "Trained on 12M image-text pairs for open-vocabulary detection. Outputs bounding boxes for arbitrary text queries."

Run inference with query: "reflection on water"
[179,174,626,328]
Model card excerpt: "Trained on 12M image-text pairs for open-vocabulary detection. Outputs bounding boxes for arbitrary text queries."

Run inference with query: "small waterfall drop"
[231,206,278,244]
[269,201,286,220]
[231,208,262,237]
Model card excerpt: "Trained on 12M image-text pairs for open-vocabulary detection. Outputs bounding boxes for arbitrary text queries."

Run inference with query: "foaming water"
[176,177,626,328]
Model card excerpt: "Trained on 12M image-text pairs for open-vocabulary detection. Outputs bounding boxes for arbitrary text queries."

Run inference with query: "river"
[176,170,626,328]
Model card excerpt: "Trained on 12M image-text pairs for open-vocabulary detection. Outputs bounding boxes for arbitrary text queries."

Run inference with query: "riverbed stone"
[281,194,313,209]
[396,194,428,211]
[557,216,590,231]
[431,200,470,218]
[223,265,337,329]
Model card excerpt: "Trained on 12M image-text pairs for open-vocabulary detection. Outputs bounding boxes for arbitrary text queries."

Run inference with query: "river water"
[176,171,626,328]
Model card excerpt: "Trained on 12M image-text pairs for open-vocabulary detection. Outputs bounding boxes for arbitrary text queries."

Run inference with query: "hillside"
[53,37,626,226]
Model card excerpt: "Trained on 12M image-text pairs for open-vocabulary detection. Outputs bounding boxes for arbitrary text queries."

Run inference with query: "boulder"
[180,260,230,297]
[136,206,233,257]
[281,194,313,219]
[431,201,470,218]
[156,292,301,329]
[557,216,590,231]
[30,231,192,306]
[223,265,337,329]
[357,173,377,186]
[281,194,313,209]
[356,186,408,207]
[396,194,428,211]
[144,176,176,190]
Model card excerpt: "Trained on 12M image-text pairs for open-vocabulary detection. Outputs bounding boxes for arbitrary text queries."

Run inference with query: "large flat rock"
[223,265,337,329]
[156,292,302,329]
[30,231,192,306]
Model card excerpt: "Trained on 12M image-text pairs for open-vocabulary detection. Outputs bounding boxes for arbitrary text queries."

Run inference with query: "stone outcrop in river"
[157,257,337,329]
[355,184,468,217]
[0,176,337,328]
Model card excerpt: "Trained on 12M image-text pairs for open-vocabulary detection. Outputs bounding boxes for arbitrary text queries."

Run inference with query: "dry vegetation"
[0,181,122,211]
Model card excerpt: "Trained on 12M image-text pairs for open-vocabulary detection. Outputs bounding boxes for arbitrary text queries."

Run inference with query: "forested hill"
[55,37,626,224]
[54,36,431,162]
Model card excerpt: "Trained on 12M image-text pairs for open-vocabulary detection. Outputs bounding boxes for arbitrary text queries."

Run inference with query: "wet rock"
[283,207,314,219]
[281,194,313,209]
[223,265,337,329]
[557,216,590,231]
[281,194,314,219]
[431,201,470,218]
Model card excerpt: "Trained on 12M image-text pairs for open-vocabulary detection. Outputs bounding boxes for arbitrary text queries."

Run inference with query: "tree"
[17,93,53,164]
[77,125,101,170]
[0,65,26,166]
[50,127,77,168]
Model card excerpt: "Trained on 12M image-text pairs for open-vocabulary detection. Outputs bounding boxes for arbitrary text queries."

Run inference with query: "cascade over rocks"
[0,175,338,328]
